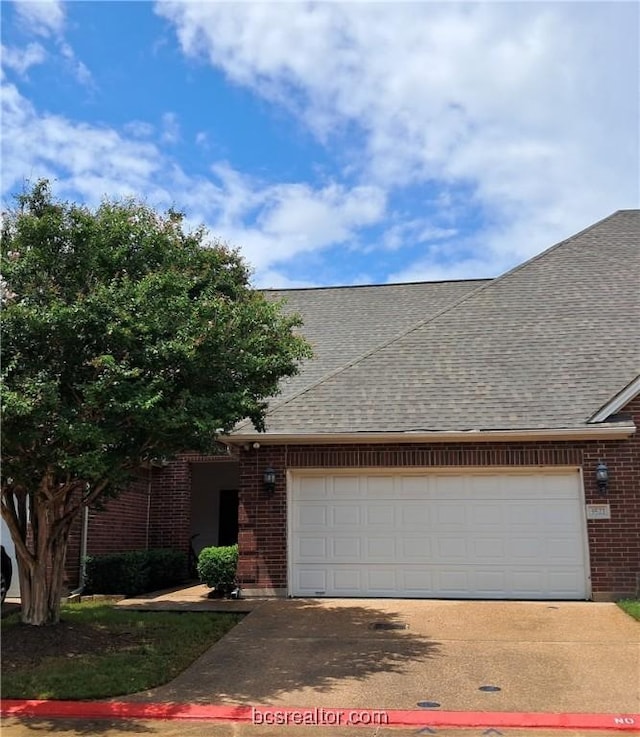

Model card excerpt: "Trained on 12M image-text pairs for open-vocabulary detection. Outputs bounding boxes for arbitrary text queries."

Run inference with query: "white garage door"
[290,470,588,599]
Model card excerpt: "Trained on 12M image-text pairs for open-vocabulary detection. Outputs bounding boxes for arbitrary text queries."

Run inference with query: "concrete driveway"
[129,598,639,714]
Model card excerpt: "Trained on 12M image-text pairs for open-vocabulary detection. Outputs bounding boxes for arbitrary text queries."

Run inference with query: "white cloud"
[13,0,65,37]
[1,77,169,205]
[161,112,180,144]
[175,163,386,272]
[255,270,322,290]
[1,78,386,286]
[156,1,639,278]
[58,41,94,87]
[383,219,458,251]
[124,120,155,139]
[1,42,46,76]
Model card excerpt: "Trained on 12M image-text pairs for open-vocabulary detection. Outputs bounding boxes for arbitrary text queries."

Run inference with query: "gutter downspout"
[145,467,152,550]
[70,506,89,596]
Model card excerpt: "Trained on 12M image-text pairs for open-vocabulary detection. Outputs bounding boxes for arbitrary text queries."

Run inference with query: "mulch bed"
[1,612,142,672]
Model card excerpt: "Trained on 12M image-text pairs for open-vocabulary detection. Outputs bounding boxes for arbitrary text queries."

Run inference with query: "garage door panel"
[366,537,397,558]
[297,537,327,560]
[507,503,542,525]
[290,471,588,599]
[508,536,544,561]
[402,569,435,594]
[436,536,470,560]
[297,568,327,593]
[333,569,362,592]
[399,503,431,527]
[297,503,328,527]
[546,569,587,595]
[434,503,468,527]
[540,502,580,527]
[469,504,505,527]
[472,537,506,560]
[332,537,361,559]
[366,568,398,592]
[545,537,584,563]
[437,568,472,594]
[399,476,430,498]
[296,476,330,499]
[331,476,364,498]
[365,476,396,498]
[331,504,361,526]
[401,537,432,559]
[475,569,508,594]
[366,504,396,525]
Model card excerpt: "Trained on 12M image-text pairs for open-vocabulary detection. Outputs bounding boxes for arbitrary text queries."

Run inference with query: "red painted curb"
[1,701,638,731]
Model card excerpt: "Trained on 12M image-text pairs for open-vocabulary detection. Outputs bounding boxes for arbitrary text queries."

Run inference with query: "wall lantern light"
[263,467,276,495]
[595,462,609,496]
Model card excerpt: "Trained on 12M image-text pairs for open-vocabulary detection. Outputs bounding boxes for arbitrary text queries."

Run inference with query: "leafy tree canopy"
[0,181,310,623]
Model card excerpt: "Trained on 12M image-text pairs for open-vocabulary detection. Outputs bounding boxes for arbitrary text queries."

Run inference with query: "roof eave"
[222,424,636,446]
[589,374,640,423]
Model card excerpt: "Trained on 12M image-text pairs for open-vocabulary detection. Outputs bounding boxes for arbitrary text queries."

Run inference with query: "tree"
[1,181,311,625]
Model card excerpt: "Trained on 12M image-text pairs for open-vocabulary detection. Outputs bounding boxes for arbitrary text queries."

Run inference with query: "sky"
[1,1,638,288]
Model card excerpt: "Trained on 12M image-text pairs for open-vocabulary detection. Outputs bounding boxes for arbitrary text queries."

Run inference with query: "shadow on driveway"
[130,598,442,704]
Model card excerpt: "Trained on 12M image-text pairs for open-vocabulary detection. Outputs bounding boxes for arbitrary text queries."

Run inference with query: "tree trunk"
[17,533,70,625]
[3,479,82,626]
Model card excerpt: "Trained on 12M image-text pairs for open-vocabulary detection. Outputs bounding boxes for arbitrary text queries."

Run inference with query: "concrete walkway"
[114,583,265,613]
[122,596,639,714]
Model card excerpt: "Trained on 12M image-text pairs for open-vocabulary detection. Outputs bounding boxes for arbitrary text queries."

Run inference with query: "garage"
[289,469,589,600]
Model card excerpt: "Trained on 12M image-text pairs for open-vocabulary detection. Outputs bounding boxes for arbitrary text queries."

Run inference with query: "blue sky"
[2,1,638,288]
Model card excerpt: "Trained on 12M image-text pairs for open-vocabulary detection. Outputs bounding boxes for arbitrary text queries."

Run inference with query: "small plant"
[197,545,238,597]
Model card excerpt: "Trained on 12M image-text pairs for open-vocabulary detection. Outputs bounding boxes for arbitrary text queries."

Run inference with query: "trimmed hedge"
[84,549,187,596]
[197,545,238,589]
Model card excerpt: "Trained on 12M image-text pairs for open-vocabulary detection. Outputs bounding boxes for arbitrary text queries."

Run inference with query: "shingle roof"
[239,210,639,435]
[265,279,489,405]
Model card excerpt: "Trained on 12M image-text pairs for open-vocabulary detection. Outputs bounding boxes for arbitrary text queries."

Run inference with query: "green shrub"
[84,549,187,596]
[146,549,187,591]
[197,545,238,588]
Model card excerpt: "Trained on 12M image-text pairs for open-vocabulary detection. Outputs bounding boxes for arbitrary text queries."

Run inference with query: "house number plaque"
[586,503,611,520]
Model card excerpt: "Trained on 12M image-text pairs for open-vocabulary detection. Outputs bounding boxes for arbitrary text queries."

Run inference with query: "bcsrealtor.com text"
[251,707,389,726]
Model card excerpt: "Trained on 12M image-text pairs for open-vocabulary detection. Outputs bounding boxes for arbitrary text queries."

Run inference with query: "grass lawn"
[1,602,243,700]
[617,600,640,621]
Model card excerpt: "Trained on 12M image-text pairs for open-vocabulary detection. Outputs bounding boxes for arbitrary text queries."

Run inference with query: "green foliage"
[84,549,187,596]
[197,544,239,588]
[1,602,242,699]
[617,600,640,621]
[1,179,310,498]
[1,179,310,623]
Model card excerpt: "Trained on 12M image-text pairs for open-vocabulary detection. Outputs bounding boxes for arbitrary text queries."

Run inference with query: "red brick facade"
[65,452,234,589]
[64,400,639,599]
[236,397,640,600]
[65,470,150,589]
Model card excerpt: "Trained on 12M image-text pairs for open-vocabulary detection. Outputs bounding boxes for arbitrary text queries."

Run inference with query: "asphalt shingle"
[239,211,639,435]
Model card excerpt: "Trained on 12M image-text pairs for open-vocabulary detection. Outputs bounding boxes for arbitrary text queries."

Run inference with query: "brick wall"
[147,459,191,552]
[65,450,239,588]
[86,471,150,556]
[238,446,287,592]
[582,396,640,597]
[65,471,150,589]
[237,398,640,598]
[147,452,235,554]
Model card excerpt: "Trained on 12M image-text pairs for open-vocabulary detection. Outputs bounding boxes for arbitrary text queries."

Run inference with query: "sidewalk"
[113,583,266,613]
